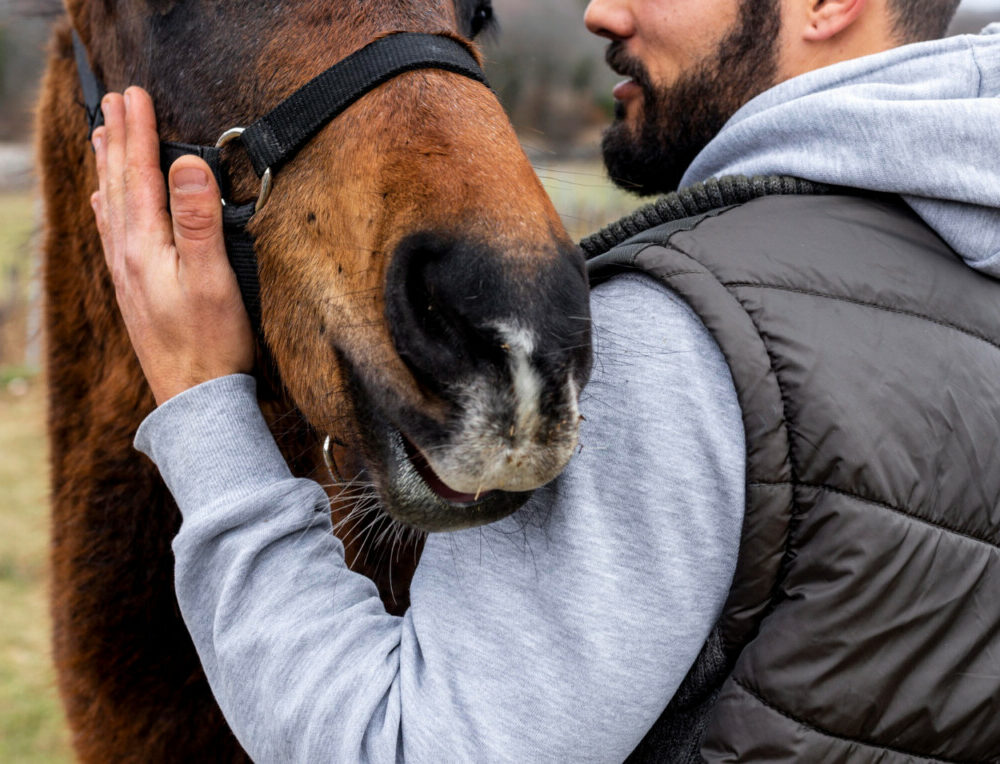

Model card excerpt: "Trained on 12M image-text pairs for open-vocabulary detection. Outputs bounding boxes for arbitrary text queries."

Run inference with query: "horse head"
[66,0,593,533]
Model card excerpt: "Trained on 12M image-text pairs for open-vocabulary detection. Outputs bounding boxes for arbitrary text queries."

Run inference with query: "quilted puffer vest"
[587,189,1000,762]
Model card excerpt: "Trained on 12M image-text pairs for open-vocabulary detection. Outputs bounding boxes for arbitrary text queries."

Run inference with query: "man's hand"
[91,86,254,406]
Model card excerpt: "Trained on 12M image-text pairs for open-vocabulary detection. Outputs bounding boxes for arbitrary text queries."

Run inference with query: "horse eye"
[469,3,493,38]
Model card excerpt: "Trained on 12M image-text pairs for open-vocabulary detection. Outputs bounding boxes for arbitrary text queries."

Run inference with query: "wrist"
[134,374,294,515]
[142,354,253,406]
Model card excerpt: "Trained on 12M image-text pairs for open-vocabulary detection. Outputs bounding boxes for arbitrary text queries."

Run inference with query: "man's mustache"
[605,42,654,92]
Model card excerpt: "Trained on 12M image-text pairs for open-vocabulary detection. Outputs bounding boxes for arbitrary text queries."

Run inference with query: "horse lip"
[335,360,532,531]
[386,426,493,510]
[380,423,530,531]
[398,433,496,506]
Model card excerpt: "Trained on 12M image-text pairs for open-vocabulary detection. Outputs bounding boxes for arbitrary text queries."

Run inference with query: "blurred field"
[0,185,72,762]
[0,160,638,761]
[533,158,639,241]
[0,380,71,763]
[0,190,39,376]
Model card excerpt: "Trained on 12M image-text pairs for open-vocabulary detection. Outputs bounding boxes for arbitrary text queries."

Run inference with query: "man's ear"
[802,0,869,42]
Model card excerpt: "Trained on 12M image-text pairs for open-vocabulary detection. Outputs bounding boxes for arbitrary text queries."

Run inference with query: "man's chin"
[600,121,686,198]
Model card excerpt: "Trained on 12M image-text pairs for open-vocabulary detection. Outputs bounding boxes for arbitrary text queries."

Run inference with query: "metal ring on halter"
[322,435,346,484]
[215,127,273,213]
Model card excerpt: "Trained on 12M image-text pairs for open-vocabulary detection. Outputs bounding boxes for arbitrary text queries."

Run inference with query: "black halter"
[72,30,489,337]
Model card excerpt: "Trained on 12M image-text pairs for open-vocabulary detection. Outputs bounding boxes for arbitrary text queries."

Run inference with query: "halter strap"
[72,31,106,139]
[71,29,490,338]
[240,33,487,178]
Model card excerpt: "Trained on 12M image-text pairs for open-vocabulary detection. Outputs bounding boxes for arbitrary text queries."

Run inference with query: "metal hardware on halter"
[216,127,273,213]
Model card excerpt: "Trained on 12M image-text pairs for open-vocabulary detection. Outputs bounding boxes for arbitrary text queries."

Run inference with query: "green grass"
[0,380,72,763]
[0,190,40,377]
[0,191,37,285]
[0,189,69,761]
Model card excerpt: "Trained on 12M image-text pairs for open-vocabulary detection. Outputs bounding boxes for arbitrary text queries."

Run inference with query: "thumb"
[168,156,225,261]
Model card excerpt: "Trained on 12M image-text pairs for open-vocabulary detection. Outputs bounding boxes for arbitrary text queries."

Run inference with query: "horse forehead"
[72,0,465,23]
[141,0,467,60]
[133,0,462,22]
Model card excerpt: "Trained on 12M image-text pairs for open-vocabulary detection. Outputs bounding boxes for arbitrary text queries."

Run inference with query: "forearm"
[137,375,407,761]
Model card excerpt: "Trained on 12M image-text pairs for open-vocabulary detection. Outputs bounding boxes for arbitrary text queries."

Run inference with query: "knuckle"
[175,205,221,241]
[190,270,235,309]
[109,263,127,290]
[124,164,159,193]
[105,173,124,199]
[210,282,240,308]
[123,252,143,279]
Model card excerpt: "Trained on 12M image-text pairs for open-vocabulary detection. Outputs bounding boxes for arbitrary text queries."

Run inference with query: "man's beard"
[601,0,782,196]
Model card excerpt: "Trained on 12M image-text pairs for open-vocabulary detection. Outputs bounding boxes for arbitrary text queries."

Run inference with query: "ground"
[0,379,72,762]
[0,179,71,761]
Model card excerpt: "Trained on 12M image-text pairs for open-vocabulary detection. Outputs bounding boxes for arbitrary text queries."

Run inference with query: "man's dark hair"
[888,0,963,42]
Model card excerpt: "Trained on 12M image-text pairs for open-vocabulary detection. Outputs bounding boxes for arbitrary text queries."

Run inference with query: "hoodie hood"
[680,24,1000,276]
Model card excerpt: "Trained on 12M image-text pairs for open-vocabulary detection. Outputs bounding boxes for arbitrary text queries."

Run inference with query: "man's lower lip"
[613,78,640,101]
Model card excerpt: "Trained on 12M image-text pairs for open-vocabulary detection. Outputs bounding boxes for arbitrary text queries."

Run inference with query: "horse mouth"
[399,435,497,506]
[320,366,534,533]
[322,302,587,532]
[328,417,531,533]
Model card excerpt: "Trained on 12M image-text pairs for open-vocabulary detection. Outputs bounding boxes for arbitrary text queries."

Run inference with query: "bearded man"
[89,0,999,760]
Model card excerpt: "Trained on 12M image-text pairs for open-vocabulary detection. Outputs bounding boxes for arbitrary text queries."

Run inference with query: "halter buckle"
[215,127,273,213]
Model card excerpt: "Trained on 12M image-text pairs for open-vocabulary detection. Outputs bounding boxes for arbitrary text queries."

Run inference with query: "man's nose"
[584,0,635,40]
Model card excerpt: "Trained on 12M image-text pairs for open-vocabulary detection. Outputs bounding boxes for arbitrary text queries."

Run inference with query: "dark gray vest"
[587,186,1000,762]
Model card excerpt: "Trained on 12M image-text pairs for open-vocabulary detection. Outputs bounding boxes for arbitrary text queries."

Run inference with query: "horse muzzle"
[363,231,592,530]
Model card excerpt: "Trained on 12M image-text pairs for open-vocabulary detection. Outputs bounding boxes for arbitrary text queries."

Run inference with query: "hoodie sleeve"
[135,273,745,763]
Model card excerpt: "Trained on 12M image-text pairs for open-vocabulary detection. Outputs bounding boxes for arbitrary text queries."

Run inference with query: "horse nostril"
[385,231,592,401]
[404,250,471,357]
[386,233,505,394]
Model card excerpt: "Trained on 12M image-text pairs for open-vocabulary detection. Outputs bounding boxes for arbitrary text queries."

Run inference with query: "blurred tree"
[0,1,53,141]
[483,0,618,153]
[0,0,993,147]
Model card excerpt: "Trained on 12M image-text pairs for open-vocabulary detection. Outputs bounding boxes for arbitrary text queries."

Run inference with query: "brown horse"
[37,0,592,759]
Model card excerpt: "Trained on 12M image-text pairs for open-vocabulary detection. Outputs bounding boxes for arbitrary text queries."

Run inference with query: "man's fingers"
[93,125,107,195]
[93,126,109,243]
[91,127,113,269]
[168,155,227,267]
[167,156,250,348]
[101,93,127,220]
[123,87,168,226]
[90,191,104,236]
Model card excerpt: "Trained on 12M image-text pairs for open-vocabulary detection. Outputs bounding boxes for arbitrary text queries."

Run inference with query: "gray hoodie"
[682,24,1000,275]
[138,274,746,763]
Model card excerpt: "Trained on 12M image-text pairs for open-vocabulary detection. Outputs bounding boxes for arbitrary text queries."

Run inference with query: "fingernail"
[174,167,209,191]
[92,132,103,151]
[124,90,131,109]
